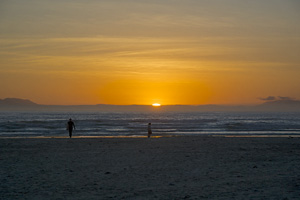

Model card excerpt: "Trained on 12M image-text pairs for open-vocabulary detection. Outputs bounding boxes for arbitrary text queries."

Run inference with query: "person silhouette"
[67,118,75,138]
[148,123,152,138]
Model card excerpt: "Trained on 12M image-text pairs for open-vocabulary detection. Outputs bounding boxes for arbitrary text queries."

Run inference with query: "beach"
[1,136,300,199]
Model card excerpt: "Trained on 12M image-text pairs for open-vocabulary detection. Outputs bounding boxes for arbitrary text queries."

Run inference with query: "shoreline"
[1,134,300,139]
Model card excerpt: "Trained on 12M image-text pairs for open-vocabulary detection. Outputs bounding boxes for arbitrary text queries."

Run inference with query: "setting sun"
[1,1,300,106]
[152,103,161,107]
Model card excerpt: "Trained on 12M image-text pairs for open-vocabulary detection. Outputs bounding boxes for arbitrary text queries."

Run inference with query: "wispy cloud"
[259,96,276,101]
[259,96,295,101]
[278,96,294,101]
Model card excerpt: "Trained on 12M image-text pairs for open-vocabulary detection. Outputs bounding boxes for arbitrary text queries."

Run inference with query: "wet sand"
[1,136,300,199]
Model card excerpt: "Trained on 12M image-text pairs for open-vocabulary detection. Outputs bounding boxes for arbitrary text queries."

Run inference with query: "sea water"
[0,111,300,137]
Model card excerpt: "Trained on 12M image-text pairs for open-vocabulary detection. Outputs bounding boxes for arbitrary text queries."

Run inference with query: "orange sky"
[0,1,299,105]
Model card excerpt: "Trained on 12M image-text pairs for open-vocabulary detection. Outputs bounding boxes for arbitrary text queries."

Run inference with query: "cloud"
[278,96,293,101]
[259,96,276,101]
[259,96,295,101]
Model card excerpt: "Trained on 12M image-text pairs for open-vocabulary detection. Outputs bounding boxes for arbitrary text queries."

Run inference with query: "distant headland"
[0,98,300,112]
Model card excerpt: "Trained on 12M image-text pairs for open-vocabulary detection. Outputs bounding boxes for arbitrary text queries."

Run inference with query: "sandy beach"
[1,136,300,199]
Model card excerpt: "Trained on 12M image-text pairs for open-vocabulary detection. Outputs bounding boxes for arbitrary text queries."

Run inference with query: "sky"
[0,0,299,105]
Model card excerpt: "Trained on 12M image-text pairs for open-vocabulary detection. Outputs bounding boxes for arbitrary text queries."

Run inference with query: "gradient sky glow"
[0,0,299,105]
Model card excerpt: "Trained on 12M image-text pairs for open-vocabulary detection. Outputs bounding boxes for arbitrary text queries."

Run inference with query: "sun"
[152,103,161,107]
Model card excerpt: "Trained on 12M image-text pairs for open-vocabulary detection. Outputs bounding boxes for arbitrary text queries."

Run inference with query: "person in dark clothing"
[148,123,152,138]
[67,118,75,138]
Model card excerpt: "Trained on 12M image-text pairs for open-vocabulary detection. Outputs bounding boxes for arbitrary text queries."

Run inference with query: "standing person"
[67,118,75,138]
[148,123,152,138]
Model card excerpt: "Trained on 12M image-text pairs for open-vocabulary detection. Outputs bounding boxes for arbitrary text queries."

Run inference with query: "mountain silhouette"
[257,99,300,111]
[0,98,300,112]
[262,99,300,106]
[0,98,37,106]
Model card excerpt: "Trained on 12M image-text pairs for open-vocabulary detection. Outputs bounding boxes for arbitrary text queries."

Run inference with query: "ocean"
[1,111,300,137]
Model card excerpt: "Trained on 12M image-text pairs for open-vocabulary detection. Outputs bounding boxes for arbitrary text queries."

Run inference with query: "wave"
[1,111,300,137]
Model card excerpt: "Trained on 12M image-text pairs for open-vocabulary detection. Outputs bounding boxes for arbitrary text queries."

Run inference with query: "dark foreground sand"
[1,136,300,200]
